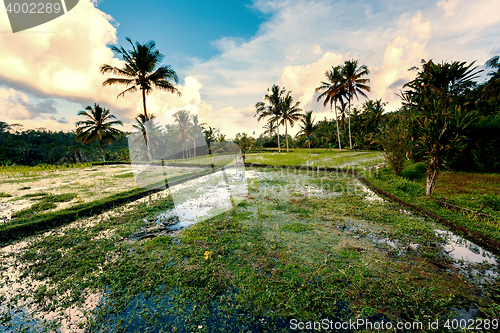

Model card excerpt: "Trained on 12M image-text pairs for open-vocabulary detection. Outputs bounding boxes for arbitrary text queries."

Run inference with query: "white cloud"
[437,0,459,17]
[1,0,499,138]
[0,0,211,132]
[410,12,432,40]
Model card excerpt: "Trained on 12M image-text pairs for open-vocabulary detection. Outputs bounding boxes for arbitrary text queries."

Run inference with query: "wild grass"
[246,148,384,169]
[369,162,500,244]
[0,192,12,198]
[6,167,498,332]
[0,163,93,177]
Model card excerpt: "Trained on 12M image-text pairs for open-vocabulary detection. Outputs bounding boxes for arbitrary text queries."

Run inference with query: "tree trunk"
[308,137,311,153]
[276,124,281,153]
[426,157,440,196]
[194,134,196,158]
[334,101,342,151]
[99,140,105,162]
[348,98,353,150]
[285,122,289,152]
[142,88,153,162]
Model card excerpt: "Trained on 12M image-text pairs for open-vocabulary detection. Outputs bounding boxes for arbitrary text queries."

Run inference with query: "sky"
[0,0,499,138]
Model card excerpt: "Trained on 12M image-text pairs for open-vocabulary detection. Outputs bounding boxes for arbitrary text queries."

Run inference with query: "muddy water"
[2,167,499,331]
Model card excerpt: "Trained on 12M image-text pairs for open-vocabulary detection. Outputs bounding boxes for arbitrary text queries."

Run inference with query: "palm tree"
[173,110,192,159]
[316,65,347,151]
[132,113,155,147]
[191,114,200,158]
[295,111,316,153]
[255,85,286,152]
[279,93,302,152]
[100,37,181,160]
[75,104,123,162]
[262,121,277,138]
[341,59,371,149]
[483,55,500,103]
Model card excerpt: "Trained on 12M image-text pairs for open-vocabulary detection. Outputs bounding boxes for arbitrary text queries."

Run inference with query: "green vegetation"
[3,166,499,331]
[75,104,124,162]
[0,192,12,198]
[368,163,500,245]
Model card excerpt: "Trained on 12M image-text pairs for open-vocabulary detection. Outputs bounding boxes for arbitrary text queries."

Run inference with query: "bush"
[380,112,412,176]
[390,178,425,197]
[401,162,427,181]
[0,192,11,198]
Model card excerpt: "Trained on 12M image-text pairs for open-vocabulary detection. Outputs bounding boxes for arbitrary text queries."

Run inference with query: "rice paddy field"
[1,150,500,332]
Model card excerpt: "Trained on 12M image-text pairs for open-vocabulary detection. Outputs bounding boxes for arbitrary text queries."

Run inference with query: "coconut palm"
[255,85,286,152]
[100,37,180,160]
[341,59,371,149]
[173,110,192,159]
[262,121,277,138]
[483,55,500,102]
[191,114,200,158]
[279,93,302,152]
[132,113,155,147]
[316,65,347,151]
[75,104,123,162]
[295,111,317,153]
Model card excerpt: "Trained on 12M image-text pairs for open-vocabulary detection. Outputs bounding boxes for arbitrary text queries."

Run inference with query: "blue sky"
[0,0,499,137]
[96,0,268,68]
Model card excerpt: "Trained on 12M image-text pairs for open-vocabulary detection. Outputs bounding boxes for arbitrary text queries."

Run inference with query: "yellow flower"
[204,251,213,260]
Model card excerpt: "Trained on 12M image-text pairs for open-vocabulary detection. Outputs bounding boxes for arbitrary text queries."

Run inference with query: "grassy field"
[367,162,500,246]
[246,149,385,169]
[1,151,499,332]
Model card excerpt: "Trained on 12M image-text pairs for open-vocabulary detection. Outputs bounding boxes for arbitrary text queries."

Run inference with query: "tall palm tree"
[316,65,347,151]
[173,110,192,159]
[341,59,371,149]
[75,104,123,162]
[100,37,181,160]
[295,111,317,153]
[191,114,200,158]
[279,93,302,152]
[255,85,286,153]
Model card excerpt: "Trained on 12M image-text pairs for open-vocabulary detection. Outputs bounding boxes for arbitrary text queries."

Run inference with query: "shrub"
[390,178,425,197]
[0,192,11,198]
[401,162,427,181]
[380,112,412,176]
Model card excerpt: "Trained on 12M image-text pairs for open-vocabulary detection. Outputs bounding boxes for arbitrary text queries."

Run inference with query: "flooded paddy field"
[1,163,500,332]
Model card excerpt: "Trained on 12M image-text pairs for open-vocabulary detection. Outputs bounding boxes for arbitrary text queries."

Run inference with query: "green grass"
[4,166,499,332]
[0,167,219,244]
[114,172,134,178]
[12,202,57,218]
[246,148,384,169]
[368,162,500,245]
[0,163,93,177]
[282,222,314,232]
[0,192,11,198]
[2,158,500,331]
[21,192,48,199]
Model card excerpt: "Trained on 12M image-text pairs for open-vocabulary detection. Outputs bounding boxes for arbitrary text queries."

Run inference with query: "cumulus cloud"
[279,52,344,108]
[437,0,459,17]
[1,0,499,138]
[410,12,432,39]
[0,88,58,120]
[0,0,211,132]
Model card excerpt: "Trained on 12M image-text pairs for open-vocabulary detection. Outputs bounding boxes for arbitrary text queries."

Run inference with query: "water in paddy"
[1,167,498,331]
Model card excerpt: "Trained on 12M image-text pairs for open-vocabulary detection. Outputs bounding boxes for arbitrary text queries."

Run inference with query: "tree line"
[2,35,499,196]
